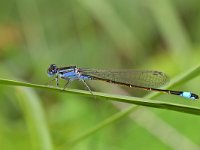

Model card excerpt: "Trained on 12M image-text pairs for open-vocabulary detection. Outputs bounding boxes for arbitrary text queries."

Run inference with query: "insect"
[47,64,199,100]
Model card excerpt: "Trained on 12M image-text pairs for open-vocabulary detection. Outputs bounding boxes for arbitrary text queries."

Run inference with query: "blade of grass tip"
[61,65,200,149]
[15,87,53,150]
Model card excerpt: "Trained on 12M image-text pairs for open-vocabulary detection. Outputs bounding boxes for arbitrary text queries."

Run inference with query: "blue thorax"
[58,68,91,80]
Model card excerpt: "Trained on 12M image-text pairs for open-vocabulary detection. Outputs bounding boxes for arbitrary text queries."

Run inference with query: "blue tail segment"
[47,64,199,100]
[180,92,199,100]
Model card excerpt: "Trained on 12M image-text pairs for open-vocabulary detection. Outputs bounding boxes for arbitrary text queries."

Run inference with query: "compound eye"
[47,64,57,76]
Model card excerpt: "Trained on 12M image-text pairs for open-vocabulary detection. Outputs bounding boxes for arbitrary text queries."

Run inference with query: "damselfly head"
[47,64,58,76]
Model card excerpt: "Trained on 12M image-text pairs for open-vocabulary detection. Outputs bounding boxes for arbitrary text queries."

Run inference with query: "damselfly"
[47,64,199,100]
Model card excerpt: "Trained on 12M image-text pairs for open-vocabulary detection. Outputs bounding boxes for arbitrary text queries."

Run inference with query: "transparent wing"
[79,68,169,88]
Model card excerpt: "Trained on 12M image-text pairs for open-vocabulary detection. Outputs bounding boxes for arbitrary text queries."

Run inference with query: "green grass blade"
[0,78,199,115]
[15,87,53,150]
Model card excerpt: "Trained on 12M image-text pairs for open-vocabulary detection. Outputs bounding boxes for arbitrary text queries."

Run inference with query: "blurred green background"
[0,0,200,149]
